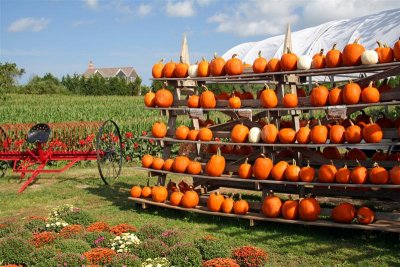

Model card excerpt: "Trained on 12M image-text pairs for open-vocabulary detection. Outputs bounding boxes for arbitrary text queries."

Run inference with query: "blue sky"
[1,0,398,85]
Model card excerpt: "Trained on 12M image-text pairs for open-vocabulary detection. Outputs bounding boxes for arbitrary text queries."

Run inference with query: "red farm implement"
[0,120,123,193]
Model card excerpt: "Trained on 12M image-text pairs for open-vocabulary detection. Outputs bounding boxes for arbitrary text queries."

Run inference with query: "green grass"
[0,168,399,267]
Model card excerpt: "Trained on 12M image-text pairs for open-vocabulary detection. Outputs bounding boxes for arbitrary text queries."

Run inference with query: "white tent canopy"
[222,9,400,64]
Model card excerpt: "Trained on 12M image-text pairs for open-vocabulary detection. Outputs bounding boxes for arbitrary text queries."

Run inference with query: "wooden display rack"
[131,62,400,234]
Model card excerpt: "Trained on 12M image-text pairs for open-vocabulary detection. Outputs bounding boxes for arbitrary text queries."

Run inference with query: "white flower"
[46,224,50,227]
[56,222,61,226]
[117,249,123,253]
[115,236,121,240]
[120,244,125,248]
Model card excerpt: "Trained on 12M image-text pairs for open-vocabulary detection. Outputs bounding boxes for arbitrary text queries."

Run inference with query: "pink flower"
[125,132,133,139]
[121,142,125,148]
[126,156,131,161]
[142,131,147,136]
[79,140,86,146]
[86,134,95,142]
[149,139,154,144]
[134,142,139,149]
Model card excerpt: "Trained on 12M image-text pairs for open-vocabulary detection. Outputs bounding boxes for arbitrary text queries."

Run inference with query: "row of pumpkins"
[151,39,400,78]
[130,184,375,225]
[151,117,390,145]
[144,81,391,110]
[141,152,400,185]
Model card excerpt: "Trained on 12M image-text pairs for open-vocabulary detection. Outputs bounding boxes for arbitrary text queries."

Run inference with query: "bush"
[203,258,240,267]
[27,246,58,267]
[133,238,168,260]
[109,253,142,266]
[83,247,116,265]
[61,209,94,226]
[231,246,268,267]
[0,223,13,238]
[59,224,85,239]
[137,223,166,240]
[24,219,47,233]
[110,223,137,235]
[0,236,34,265]
[86,221,110,232]
[84,231,114,248]
[54,252,88,266]
[53,238,91,254]
[165,244,202,267]
[159,229,183,246]
[195,236,230,260]
[31,231,57,247]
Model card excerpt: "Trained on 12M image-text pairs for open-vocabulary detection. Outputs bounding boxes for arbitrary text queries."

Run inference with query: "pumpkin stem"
[216,147,221,156]
[159,58,165,63]
[146,178,150,187]
[292,158,296,166]
[232,53,238,59]
[343,162,348,169]
[319,49,324,56]
[286,47,291,54]
[354,37,361,44]
[163,81,168,88]
[201,84,209,91]
[202,57,207,62]
[214,52,218,59]
[376,41,382,48]
[317,119,322,126]
[238,193,242,200]
[263,82,270,90]
[306,160,310,167]
[368,81,373,88]
[258,50,262,58]
[244,157,249,164]
[373,162,379,168]
[268,190,274,196]
[330,160,334,166]
[180,56,184,63]
[356,159,361,167]
[288,194,293,201]
[332,43,337,50]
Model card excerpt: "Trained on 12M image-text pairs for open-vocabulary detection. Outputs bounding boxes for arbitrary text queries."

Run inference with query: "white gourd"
[361,50,379,65]
[297,55,312,70]
[248,127,261,143]
[188,63,198,78]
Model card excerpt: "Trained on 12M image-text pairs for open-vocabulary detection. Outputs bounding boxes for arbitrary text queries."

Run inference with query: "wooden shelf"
[128,197,400,234]
[134,167,400,190]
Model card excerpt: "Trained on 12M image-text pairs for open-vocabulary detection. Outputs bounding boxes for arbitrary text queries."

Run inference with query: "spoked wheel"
[96,120,123,185]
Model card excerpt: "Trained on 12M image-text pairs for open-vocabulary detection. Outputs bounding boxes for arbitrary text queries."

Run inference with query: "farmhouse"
[82,61,138,82]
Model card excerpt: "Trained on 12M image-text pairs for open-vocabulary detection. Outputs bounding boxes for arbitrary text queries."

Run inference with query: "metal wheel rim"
[96,120,123,185]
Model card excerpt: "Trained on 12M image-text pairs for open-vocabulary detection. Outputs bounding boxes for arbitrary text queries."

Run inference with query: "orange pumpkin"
[174,56,189,78]
[318,162,337,183]
[326,43,342,68]
[200,85,216,108]
[331,202,356,223]
[282,198,299,220]
[310,84,329,106]
[322,147,341,160]
[252,154,273,180]
[260,84,278,108]
[299,197,320,221]
[187,95,200,108]
[197,57,210,77]
[389,164,400,185]
[170,191,184,206]
[328,87,343,105]
[369,162,388,184]
[155,87,174,108]
[357,206,375,225]
[141,154,153,168]
[271,161,289,181]
[225,54,243,75]
[187,129,200,141]
[231,123,249,143]
[394,37,400,61]
[199,128,213,141]
[152,121,167,138]
[351,161,368,184]
[141,186,152,198]
[207,192,225,212]
[278,128,296,144]
[181,189,199,208]
[144,90,156,107]
[299,161,315,182]
[239,158,253,179]
[206,148,225,177]
[130,185,142,198]
[261,119,278,144]
[162,60,176,78]
[175,125,190,140]
[285,159,300,182]
[342,38,365,66]
[221,194,235,213]
[335,164,351,184]
[163,158,174,171]
[311,49,325,69]
[267,58,281,72]
[187,160,202,175]
[172,155,190,173]
[329,124,345,144]
[152,157,165,170]
[283,93,298,108]
[362,120,383,143]
[262,192,282,218]
[310,120,328,144]
[280,48,297,71]
[345,121,362,143]
[233,197,250,215]
[151,185,168,203]
[375,41,394,63]
[209,52,226,76]
[253,50,268,73]
[228,93,242,109]
[343,81,361,105]
[296,124,311,144]
[152,58,164,78]
[346,148,367,161]
[361,81,380,103]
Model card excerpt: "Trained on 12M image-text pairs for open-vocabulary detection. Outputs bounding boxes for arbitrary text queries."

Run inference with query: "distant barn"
[83,61,138,83]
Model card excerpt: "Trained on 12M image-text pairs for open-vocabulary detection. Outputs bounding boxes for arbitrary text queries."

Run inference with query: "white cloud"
[112,1,134,14]
[138,4,152,16]
[207,0,397,37]
[166,0,195,17]
[8,17,50,32]
[71,20,96,28]
[84,0,98,9]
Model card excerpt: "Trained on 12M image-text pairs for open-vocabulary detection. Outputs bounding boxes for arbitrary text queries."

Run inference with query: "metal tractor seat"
[27,123,51,144]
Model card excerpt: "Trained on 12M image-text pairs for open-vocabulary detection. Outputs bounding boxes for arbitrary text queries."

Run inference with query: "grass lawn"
[1,166,399,267]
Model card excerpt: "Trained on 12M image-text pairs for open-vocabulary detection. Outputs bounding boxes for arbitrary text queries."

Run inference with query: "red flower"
[121,142,126,148]
[125,132,133,139]
[79,139,86,146]
[134,142,139,149]
[149,139,154,144]
[142,131,147,136]
[86,133,95,142]
[126,156,131,161]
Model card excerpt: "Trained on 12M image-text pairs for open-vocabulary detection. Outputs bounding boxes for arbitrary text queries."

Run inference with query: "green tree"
[0,62,25,91]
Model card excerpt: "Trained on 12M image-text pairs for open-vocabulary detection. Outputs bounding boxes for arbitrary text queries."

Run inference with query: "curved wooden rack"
[134,167,400,189]
[128,197,400,233]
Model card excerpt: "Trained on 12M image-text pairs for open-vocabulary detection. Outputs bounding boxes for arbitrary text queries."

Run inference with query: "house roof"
[83,67,138,78]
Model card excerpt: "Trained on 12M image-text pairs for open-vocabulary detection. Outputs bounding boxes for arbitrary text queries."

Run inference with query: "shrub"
[141,257,171,267]
[110,223,137,235]
[0,223,13,238]
[0,236,34,265]
[44,220,69,232]
[24,219,47,233]
[54,252,88,266]
[203,258,240,267]
[159,229,183,246]
[61,209,94,226]
[165,244,202,267]
[231,246,268,267]
[86,221,110,232]
[27,246,58,267]
[195,236,230,260]
[53,238,91,254]
[83,247,116,265]
[84,231,114,248]
[109,253,142,267]
[31,231,57,247]
[133,238,167,260]
[137,223,166,240]
[110,232,141,253]
[59,224,85,238]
